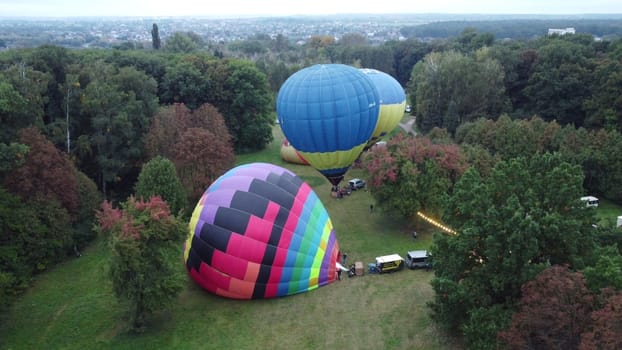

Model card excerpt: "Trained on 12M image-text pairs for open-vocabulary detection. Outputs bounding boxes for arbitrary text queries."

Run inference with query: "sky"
[1,0,622,18]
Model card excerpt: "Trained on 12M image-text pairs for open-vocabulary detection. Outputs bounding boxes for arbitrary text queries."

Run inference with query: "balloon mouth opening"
[327,175,344,188]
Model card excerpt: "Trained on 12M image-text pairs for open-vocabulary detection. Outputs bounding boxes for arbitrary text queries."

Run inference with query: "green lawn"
[0,126,460,350]
[595,197,622,227]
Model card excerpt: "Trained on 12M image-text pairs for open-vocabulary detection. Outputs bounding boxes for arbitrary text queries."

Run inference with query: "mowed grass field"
[0,125,459,350]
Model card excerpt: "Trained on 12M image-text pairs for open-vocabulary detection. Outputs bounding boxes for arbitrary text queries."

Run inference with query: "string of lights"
[416,211,457,235]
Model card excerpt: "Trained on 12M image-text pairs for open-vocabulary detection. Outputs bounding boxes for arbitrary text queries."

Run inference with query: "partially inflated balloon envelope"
[280,138,309,165]
[360,68,406,148]
[184,163,340,299]
[276,64,379,187]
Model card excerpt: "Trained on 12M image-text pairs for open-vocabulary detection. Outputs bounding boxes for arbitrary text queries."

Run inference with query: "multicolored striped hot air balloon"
[276,64,379,189]
[360,68,406,148]
[184,163,340,299]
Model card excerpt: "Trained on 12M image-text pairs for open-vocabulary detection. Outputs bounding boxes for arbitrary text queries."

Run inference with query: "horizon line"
[1,12,622,20]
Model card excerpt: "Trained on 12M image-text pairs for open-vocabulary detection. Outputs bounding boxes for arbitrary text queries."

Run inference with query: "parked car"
[405,250,432,270]
[348,178,366,190]
[405,105,412,113]
[581,196,599,207]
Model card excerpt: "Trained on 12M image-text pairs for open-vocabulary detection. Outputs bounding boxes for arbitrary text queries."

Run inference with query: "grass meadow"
[0,125,461,350]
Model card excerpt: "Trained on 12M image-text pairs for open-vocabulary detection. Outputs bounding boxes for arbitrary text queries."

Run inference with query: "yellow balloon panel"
[371,101,407,140]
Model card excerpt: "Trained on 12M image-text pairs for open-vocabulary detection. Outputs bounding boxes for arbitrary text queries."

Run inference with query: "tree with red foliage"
[174,127,234,204]
[4,127,79,216]
[579,292,622,350]
[498,265,594,350]
[144,103,234,205]
[96,196,186,331]
[143,103,189,161]
[363,133,467,218]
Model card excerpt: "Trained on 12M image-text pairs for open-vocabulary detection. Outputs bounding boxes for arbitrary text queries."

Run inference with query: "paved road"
[398,116,416,134]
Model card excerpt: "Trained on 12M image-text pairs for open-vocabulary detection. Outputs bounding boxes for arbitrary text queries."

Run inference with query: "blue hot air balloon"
[360,68,406,148]
[184,163,341,299]
[276,64,379,189]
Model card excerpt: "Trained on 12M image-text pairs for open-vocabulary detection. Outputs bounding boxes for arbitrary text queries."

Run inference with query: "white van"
[581,196,599,207]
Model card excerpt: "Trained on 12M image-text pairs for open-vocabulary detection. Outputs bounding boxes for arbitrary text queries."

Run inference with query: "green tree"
[430,153,596,347]
[523,38,594,126]
[151,23,161,50]
[0,81,37,143]
[73,170,102,249]
[452,28,494,54]
[208,59,274,151]
[0,62,49,143]
[0,188,38,309]
[164,32,200,53]
[135,156,186,215]
[96,196,186,331]
[387,38,433,86]
[409,50,507,134]
[0,142,29,180]
[161,59,209,109]
[582,245,622,292]
[77,62,159,197]
[29,45,73,126]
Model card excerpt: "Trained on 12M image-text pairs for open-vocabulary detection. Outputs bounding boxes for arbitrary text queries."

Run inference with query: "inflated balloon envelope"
[276,64,380,188]
[184,163,341,299]
[359,68,407,148]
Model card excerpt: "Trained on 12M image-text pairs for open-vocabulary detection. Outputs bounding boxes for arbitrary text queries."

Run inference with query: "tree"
[164,32,200,53]
[135,156,186,215]
[582,245,622,292]
[0,62,49,143]
[0,142,29,181]
[363,133,467,219]
[151,23,161,50]
[409,49,507,134]
[144,104,188,160]
[387,39,433,87]
[96,196,186,331]
[0,81,38,143]
[144,103,234,206]
[207,59,274,151]
[430,153,596,347]
[4,127,79,216]
[522,38,594,126]
[173,127,234,204]
[340,32,368,46]
[452,28,494,54]
[73,170,102,249]
[0,183,78,313]
[498,265,594,350]
[160,59,209,109]
[29,45,73,126]
[580,293,622,350]
[77,62,159,197]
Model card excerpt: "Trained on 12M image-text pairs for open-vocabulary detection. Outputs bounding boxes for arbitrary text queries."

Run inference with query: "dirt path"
[398,116,416,134]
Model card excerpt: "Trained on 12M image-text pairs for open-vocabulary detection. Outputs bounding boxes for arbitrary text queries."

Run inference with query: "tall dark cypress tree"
[151,23,161,50]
